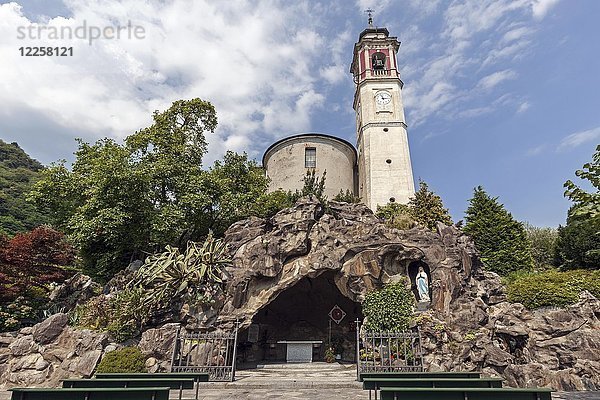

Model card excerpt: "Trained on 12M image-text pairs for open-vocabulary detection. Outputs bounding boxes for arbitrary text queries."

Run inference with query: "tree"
[29,99,285,280]
[0,226,75,295]
[0,140,50,236]
[375,180,451,231]
[188,151,273,237]
[30,99,218,279]
[564,144,600,220]
[290,170,327,204]
[556,145,600,270]
[0,226,76,331]
[408,180,452,230]
[376,203,415,230]
[555,208,600,270]
[463,186,533,275]
[524,223,558,270]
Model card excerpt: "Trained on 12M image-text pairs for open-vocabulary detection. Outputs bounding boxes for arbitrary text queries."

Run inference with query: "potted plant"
[324,347,335,363]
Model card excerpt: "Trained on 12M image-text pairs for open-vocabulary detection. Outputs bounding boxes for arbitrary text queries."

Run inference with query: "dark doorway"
[238,270,362,365]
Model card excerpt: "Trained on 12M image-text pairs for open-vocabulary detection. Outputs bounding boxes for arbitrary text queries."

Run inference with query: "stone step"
[203,380,362,389]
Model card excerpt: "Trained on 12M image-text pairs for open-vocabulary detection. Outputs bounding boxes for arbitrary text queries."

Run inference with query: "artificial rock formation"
[217,198,480,330]
[213,198,599,390]
[0,314,110,388]
[1,197,598,391]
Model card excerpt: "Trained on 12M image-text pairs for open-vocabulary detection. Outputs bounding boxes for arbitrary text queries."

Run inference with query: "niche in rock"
[408,260,431,302]
[238,270,362,365]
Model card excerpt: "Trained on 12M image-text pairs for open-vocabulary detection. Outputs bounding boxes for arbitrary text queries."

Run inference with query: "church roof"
[262,133,357,167]
[358,27,389,41]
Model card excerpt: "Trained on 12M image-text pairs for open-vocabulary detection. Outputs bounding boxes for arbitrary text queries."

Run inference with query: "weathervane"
[365,8,374,27]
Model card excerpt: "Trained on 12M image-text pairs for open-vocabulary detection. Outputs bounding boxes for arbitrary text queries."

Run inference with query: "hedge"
[506,269,600,309]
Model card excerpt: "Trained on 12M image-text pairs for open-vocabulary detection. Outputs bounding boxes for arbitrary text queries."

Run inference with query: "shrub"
[333,189,361,204]
[376,203,416,230]
[96,347,147,373]
[71,287,148,342]
[524,223,558,270]
[506,269,600,309]
[362,282,414,332]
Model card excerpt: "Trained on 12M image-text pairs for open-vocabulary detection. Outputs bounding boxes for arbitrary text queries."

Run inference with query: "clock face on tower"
[375,91,392,106]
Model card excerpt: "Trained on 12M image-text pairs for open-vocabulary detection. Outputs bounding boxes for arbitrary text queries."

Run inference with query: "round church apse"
[236,270,362,366]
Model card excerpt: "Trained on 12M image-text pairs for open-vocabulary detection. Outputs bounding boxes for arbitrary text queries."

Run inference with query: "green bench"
[94,372,209,399]
[63,378,194,400]
[359,371,482,381]
[363,377,503,400]
[379,387,553,400]
[9,387,170,400]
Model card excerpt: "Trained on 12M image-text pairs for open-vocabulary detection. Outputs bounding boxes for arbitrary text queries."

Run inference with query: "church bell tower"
[350,20,415,209]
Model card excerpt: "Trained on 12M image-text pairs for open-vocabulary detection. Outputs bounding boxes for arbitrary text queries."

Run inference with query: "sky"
[0,0,598,227]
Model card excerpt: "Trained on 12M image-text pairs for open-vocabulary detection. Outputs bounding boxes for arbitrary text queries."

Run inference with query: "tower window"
[305,147,316,168]
[389,197,396,203]
[386,159,392,164]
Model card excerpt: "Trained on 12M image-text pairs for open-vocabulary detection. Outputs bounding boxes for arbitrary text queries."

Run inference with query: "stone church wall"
[263,134,357,199]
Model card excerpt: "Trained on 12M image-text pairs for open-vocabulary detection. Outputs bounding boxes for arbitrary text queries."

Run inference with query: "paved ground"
[1,363,598,399]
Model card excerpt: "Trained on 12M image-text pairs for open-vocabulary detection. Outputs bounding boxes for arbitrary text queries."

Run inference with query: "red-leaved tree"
[0,226,76,301]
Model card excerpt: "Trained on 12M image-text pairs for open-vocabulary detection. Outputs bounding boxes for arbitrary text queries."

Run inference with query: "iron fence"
[355,320,423,379]
[170,323,239,382]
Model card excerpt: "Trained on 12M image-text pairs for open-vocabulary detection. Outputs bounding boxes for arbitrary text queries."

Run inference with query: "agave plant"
[129,233,231,308]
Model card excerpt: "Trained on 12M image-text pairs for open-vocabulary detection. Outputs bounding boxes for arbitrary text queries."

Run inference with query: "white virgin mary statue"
[416,266,430,302]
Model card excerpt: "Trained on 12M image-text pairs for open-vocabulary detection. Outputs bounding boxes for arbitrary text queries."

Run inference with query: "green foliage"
[72,234,231,340]
[524,223,558,270]
[376,202,415,230]
[290,170,327,204]
[564,144,600,220]
[29,99,251,280]
[324,347,335,363]
[362,282,414,332]
[0,140,50,236]
[333,189,361,204]
[555,210,600,270]
[408,180,453,230]
[254,190,293,218]
[0,296,37,332]
[129,233,231,309]
[463,186,533,275]
[506,269,600,309]
[376,181,451,231]
[72,287,149,342]
[557,146,600,271]
[190,151,272,236]
[96,347,147,373]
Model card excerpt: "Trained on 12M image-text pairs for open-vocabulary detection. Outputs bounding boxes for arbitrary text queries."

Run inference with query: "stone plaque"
[247,324,259,343]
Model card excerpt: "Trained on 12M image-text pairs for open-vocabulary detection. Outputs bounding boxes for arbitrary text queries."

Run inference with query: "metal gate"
[355,321,423,379]
[170,323,239,381]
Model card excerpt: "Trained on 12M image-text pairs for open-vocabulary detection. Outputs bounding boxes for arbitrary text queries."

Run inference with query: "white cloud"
[531,0,561,20]
[0,1,336,165]
[476,69,517,90]
[557,127,600,151]
[517,101,530,113]
[526,144,545,156]
[398,0,544,131]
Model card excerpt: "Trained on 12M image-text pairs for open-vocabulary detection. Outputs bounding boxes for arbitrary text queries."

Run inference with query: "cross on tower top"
[364,8,374,27]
